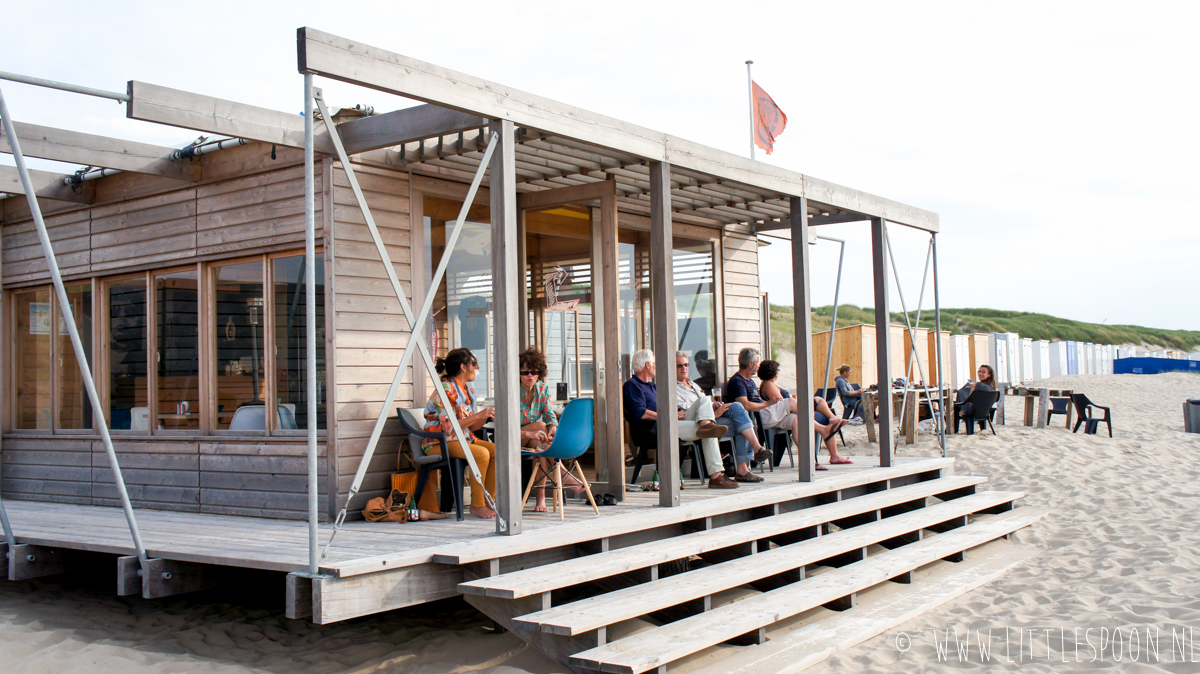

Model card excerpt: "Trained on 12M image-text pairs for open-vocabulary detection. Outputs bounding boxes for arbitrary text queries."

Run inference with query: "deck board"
[0,456,944,574]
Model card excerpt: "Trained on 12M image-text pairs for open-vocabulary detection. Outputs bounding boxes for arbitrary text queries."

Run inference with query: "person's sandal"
[734,471,764,483]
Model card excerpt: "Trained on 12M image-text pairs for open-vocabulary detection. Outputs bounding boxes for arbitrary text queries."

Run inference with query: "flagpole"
[745,60,755,160]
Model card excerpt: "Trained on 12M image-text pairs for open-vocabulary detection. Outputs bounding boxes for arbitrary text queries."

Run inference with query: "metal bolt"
[25,554,35,562]
[161,572,172,580]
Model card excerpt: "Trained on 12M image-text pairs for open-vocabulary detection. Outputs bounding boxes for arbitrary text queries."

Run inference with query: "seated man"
[676,351,766,489]
[623,349,729,487]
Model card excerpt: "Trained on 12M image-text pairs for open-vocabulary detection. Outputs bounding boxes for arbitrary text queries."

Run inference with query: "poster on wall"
[29,302,51,335]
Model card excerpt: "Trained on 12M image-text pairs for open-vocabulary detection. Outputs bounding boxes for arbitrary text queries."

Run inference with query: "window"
[59,283,93,429]
[272,254,326,430]
[155,270,199,431]
[107,277,148,431]
[13,283,93,432]
[14,289,52,430]
[213,260,266,431]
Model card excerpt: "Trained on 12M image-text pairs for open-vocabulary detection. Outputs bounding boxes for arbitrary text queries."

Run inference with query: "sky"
[2,1,1198,330]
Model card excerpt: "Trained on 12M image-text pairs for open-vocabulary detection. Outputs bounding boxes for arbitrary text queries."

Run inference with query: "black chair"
[813,410,847,462]
[815,387,839,417]
[397,407,467,521]
[1046,397,1071,427]
[1071,393,1113,437]
[953,390,998,435]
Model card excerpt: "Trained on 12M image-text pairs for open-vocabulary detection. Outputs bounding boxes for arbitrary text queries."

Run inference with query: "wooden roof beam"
[1,121,200,181]
[0,165,94,204]
[296,27,938,232]
[335,105,486,155]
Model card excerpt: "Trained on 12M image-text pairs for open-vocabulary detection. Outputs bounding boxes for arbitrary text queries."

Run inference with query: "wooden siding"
[330,164,413,513]
[722,233,760,379]
[2,163,323,286]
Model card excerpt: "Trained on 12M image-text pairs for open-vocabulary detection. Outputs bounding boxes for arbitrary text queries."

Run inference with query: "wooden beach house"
[0,28,1043,672]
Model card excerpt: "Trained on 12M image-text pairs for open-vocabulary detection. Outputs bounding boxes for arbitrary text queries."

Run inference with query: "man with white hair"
[676,351,766,486]
[623,348,737,489]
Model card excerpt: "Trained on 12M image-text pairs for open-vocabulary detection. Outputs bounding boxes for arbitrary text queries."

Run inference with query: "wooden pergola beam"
[0,121,199,181]
[297,27,939,233]
[0,165,93,203]
[516,178,615,212]
[337,105,486,155]
[127,80,334,152]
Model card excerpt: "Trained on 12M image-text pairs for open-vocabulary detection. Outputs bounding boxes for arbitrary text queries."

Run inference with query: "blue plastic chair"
[521,398,599,519]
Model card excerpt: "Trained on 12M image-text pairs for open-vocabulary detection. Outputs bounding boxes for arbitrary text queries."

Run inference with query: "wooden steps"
[569,507,1044,673]
[513,490,1023,638]
[460,475,985,600]
[330,458,956,574]
[688,545,1036,674]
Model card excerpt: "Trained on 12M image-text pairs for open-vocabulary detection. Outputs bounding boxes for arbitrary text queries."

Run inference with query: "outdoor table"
[862,385,952,445]
[1004,385,1074,428]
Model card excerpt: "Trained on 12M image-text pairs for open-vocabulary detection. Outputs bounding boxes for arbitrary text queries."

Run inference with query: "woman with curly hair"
[520,347,574,513]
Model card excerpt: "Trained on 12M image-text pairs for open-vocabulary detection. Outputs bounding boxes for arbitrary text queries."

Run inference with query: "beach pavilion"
[0,28,1040,672]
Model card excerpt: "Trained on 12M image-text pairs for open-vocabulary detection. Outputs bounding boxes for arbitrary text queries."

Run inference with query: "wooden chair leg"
[554,462,564,521]
[571,461,600,516]
[521,460,543,510]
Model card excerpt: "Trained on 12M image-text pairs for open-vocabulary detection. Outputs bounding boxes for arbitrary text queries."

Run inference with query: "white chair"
[131,406,150,431]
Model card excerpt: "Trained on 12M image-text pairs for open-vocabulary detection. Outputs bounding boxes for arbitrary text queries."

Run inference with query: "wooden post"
[489,118,521,534]
[597,194,625,501]
[649,161,680,507]
[1037,389,1049,428]
[517,210,529,351]
[871,217,894,467]
[790,197,815,482]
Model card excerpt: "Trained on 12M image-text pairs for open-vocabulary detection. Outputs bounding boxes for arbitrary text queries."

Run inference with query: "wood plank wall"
[1,153,337,521]
[722,232,761,377]
[329,164,413,513]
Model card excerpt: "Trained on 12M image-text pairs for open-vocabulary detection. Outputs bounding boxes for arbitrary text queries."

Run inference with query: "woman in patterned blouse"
[422,348,497,519]
[520,348,568,513]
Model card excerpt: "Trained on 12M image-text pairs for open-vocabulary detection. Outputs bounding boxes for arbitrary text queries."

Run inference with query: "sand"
[2,372,1199,673]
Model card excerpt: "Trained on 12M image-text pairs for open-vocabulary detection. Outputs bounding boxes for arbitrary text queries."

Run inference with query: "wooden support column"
[871,217,894,467]
[490,118,522,534]
[518,210,529,350]
[790,197,815,482]
[597,195,625,500]
[649,161,680,507]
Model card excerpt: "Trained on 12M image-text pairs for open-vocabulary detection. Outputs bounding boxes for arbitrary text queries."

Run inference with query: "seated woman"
[954,364,997,432]
[519,347,574,512]
[834,364,875,424]
[758,359,852,468]
[422,348,497,520]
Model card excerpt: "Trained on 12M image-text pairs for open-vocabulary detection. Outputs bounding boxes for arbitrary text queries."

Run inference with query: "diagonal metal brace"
[884,230,943,440]
[315,90,504,558]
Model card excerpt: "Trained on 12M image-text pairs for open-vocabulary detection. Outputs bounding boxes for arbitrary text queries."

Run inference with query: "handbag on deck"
[363,489,411,523]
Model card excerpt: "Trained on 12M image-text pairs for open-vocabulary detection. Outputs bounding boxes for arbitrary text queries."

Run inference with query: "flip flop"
[816,465,829,471]
[829,459,854,465]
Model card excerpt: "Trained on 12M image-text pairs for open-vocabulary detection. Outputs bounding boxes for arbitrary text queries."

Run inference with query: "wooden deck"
[0,455,906,575]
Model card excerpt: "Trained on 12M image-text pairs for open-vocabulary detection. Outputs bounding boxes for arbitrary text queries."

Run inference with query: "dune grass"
[769,305,1200,357]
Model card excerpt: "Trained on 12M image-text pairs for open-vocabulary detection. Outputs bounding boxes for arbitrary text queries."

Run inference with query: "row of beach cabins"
[808,323,1199,391]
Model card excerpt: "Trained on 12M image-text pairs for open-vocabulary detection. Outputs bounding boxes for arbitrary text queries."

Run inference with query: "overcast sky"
[3,1,1197,330]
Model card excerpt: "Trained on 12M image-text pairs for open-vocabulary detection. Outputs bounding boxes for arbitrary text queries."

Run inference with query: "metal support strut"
[883,229,944,444]
[818,235,846,394]
[0,84,148,562]
[931,233,947,456]
[315,88,503,558]
[303,72,319,576]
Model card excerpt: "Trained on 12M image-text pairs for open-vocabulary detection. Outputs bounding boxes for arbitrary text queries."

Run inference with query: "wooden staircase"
[448,460,1042,673]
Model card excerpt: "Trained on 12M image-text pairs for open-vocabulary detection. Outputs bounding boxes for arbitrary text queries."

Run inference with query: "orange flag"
[752,81,788,155]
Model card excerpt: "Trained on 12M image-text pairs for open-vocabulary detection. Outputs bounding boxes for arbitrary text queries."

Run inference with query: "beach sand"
[2,372,1198,673]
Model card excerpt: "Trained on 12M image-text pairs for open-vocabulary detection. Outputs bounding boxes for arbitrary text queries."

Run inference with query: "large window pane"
[108,278,147,431]
[215,262,265,430]
[156,271,199,431]
[673,240,717,391]
[273,255,326,430]
[425,196,493,398]
[58,282,93,430]
[15,289,52,430]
